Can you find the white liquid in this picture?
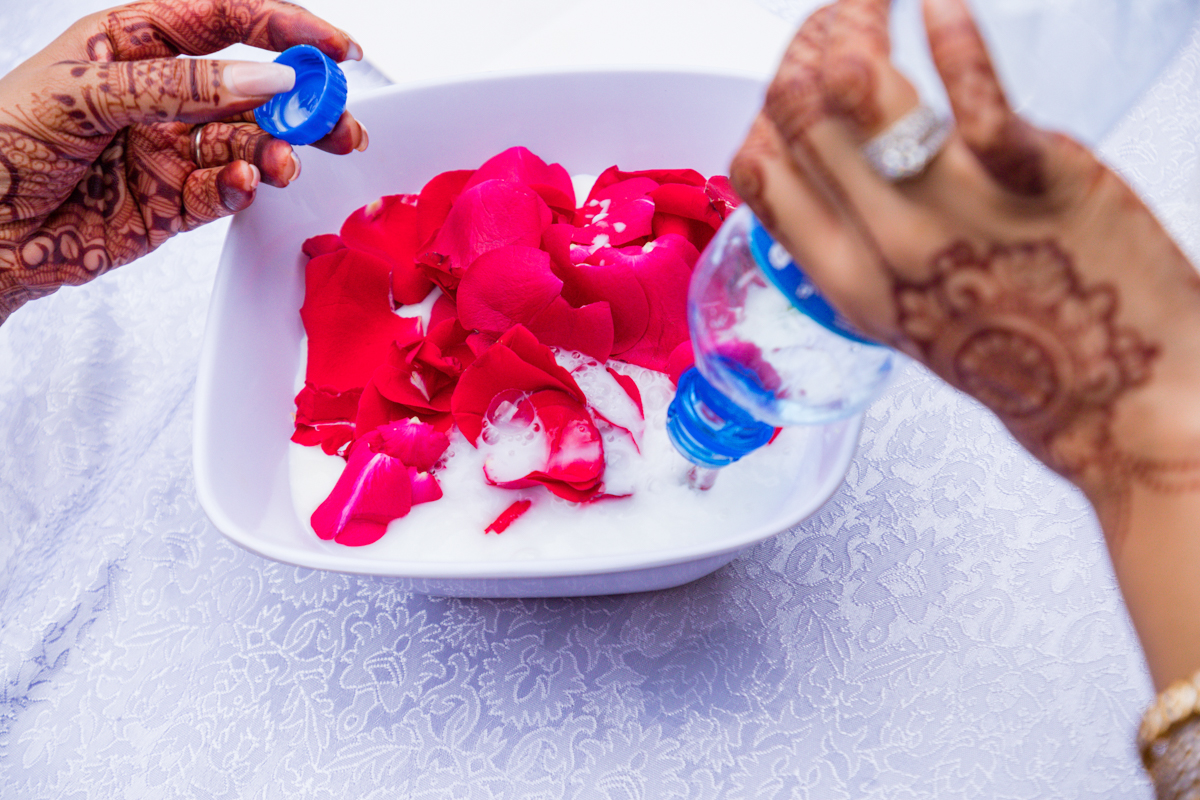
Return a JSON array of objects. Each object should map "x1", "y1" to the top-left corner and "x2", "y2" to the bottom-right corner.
[
  {"x1": 278, "y1": 94, "x2": 309, "y2": 129},
  {"x1": 288, "y1": 340, "x2": 821, "y2": 561}
]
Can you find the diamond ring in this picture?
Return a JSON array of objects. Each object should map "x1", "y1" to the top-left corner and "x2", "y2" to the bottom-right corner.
[{"x1": 862, "y1": 105, "x2": 951, "y2": 182}]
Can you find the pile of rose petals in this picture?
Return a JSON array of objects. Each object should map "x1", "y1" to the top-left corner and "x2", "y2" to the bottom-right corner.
[{"x1": 293, "y1": 147, "x2": 739, "y2": 545}]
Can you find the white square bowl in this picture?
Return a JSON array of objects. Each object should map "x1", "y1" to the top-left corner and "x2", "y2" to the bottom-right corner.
[{"x1": 193, "y1": 69, "x2": 863, "y2": 597}]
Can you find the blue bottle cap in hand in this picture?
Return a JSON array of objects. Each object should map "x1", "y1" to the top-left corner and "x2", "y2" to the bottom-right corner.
[{"x1": 253, "y1": 45, "x2": 348, "y2": 146}]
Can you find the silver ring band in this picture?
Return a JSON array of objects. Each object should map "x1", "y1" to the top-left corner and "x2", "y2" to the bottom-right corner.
[
  {"x1": 191, "y1": 124, "x2": 207, "y2": 165},
  {"x1": 862, "y1": 105, "x2": 951, "y2": 181}
]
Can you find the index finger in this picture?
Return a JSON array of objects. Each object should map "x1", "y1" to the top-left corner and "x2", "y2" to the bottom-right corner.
[{"x1": 73, "y1": 0, "x2": 362, "y2": 64}]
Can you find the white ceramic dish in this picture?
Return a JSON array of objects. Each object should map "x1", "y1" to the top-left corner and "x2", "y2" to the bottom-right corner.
[{"x1": 193, "y1": 69, "x2": 863, "y2": 597}]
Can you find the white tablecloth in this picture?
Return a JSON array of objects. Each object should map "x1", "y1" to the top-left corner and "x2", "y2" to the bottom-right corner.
[{"x1": 5, "y1": 0, "x2": 1199, "y2": 796}]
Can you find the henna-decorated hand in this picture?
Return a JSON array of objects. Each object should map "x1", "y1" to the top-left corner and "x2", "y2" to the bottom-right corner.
[
  {"x1": 0, "y1": 0, "x2": 370, "y2": 321},
  {"x1": 733, "y1": 0, "x2": 1200, "y2": 688}
]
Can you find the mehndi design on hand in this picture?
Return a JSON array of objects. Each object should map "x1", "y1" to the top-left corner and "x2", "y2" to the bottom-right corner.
[{"x1": 0, "y1": 0, "x2": 367, "y2": 322}]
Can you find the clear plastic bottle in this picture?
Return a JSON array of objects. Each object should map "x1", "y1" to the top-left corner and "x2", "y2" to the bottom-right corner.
[{"x1": 667, "y1": 205, "x2": 894, "y2": 479}]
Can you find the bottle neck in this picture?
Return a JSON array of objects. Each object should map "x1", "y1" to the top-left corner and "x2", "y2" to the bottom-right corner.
[{"x1": 666, "y1": 367, "x2": 776, "y2": 469}]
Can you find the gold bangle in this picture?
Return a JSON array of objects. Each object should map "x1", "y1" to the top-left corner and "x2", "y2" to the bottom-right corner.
[{"x1": 1139, "y1": 668, "x2": 1200, "y2": 763}]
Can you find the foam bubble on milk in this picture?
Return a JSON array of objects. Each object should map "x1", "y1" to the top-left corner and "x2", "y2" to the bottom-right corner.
[{"x1": 478, "y1": 391, "x2": 549, "y2": 484}]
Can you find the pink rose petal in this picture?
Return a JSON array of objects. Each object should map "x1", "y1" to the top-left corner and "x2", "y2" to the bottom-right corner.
[
  {"x1": 311, "y1": 439, "x2": 413, "y2": 546},
  {"x1": 374, "y1": 419, "x2": 450, "y2": 471},
  {"x1": 409, "y1": 467, "x2": 443, "y2": 505}
]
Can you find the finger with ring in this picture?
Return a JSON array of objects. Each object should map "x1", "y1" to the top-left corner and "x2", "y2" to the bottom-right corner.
[
  {"x1": 191, "y1": 124, "x2": 207, "y2": 165},
  {"x1": 861, "y1": 104, "x2": 952, "y2": 181}
]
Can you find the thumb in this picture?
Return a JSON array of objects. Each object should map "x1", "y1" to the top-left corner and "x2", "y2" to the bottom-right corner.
[{"x1": 45, "y1": 58, "x2": 295, "y2": 135}]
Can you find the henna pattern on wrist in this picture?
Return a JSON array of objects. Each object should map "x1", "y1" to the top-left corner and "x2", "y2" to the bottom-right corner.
[
  {"x1": 893, "y1": 239, "x2": 1165, "y2": 542},
  {"x1": 0, "y1": 0, "x2": 344, "y2": 322}
]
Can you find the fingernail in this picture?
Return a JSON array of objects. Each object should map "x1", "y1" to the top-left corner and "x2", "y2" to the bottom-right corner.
[
  {"x1": 248, "y1": 163, "x2": 261, "y2": 188},
  {"x1": 341, "y1": 31, "x2": 364, "y2": 61},
  {"x1": 288, "y1": 149, "x2": 302, "y2": 182},
  {"x1": 354, "y1": 121, "x2": 369, "y2": 152},
  {"x1": 224, "y1": 62, "x2": 296, "y2": 97}
]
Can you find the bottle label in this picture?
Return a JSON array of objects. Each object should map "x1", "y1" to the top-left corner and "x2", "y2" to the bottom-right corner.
[{"x1": 747, "y1": 216, "x2": 879, "y2": 346}]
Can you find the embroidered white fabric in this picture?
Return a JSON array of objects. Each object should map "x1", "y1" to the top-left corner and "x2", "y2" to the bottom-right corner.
[{"x1": 6, "y1": 1, "x2": 1200, "y2": 796}]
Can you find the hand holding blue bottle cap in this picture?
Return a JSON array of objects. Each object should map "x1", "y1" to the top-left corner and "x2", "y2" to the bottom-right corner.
[{"x1": 254, "y1": 45, "x2": 348, "y2": 146}]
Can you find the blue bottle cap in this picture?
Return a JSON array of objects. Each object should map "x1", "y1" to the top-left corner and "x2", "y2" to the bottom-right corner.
[
  {"x1": 667, "y1": 367, "x2": 776, "y2": 468},
  {"x1": 253, "y1": 45, "x2": 348, "y2": 146}
]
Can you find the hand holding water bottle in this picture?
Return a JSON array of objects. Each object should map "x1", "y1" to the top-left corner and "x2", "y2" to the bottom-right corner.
[{"x1": 733, "y1": 0, "x2": 1200, "y2": 737}]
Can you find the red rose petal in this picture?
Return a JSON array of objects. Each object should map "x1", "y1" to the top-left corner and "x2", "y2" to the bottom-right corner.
[
  {"x1": 487, "y1": 389, "x2": 605, "y2": 502},
  {"x1": 666, "y1": 341, "x2": 695, "y2": 386},
  {"x1": 576, "y1": 177, "x2": 660, "y2": 221},
  {"x1": 423, "y1": 180, "x2": 552, "y2": 280},
  {"x1": 530, "y1": 389, "x2": 604, "y2": 485},
  {"x1": 416, "y1": 169, "x2": 474, "y2": 248},
  {"x1": 429, "y1": 292, "x2": 458, "y2": 329},
  {"x1": 340, "y1": 194, "x2": 434, "y2": 305},
  {"x1": 419, "y1": 318, "x2": 476, "y2": 377},
  {"x1": 649, "y1": 183, "x2": 723, "y2": 230},
  {"x1": 295, "y1": 384, "x2": 361, "y2": 427},
  {"x1": 464, "y1": 146, "x2": 576, "y2": 217},
  {"x1": 301, "y1": 249, "x2": 426, "y2": 393},
  {"x1": 311, "y1": 440, "x2": 413, "y2": 545},
  {"x1": 291, "y1": 423, "x2": 354, "y2": 456},
  {"x1": 540, "y1": 223, "x2": 576, "y2": 271},
  {"x1": 484, "y1": 499, "x2": 532, "y2": 534},
  {"x1": 589, "y1": 165, "x2": 705, "y2": 198},
  {"x1": 557, "y1": 260, "x2": 650, "y2": 355},
  {"x1": 355, "y1": 380, "x2": 407, "y2": 436},
  {"x1": 526, "y1": 296, "x2": 614, "y2": 362},
  {"x1": 705, "y1": 175, "x2": 740, "y2": 219},
  {"x1": 585, "y1": 235, "x2": 697, "y2": 372},
  {"x1": 607, "y1": 367, "x2": 644, "y2": 418},
  {"x1": 498, "y1": 326, "x2": 584, "y2": 398},
  {"x1": 302, "y1": 233, "x2": 345, "y2": 258},
  {"x1": 457, "y1": 245, "x2": 562, "y2": 334},
  {"x1": 293, "y1": 383, "x2": 362, "y2": 455},
  {"x1": 652, "y1": 212, "x2": 717, "y2": 253},
  {"x1": 573, "y1": 178, "x2": 658, "y2": 247}
]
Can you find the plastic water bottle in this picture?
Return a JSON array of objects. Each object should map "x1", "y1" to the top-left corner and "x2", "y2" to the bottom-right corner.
[{"x1": 666, "y1": 205, "x2": 894, "y2": 486}]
